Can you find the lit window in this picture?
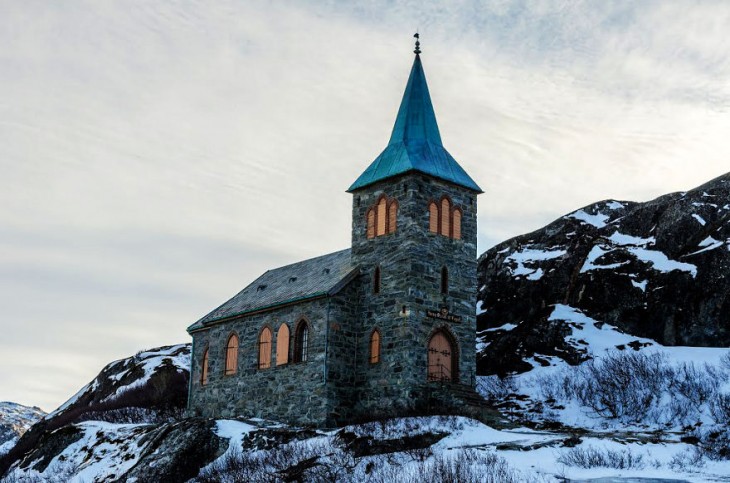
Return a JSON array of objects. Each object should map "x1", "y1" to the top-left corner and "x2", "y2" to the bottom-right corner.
[
  {"x1": 388, "y1": 201, "x2": 398, "y2": 234},
  {"x1": 453, "y1": 209, "x2": 462, "y2": 240},
  {"x1": 258, "y1": 327, "x2": 272, "y2": 369},
  {"x1": 276, "y1": 324, "x2": 290, "y2": 366},
  {"x1": 225, "y1": 334, "x2": 238, "y2": 375},
  {"x1": 367, "y1": 208, "x2": 375, "y2": 239},
  {"x1": 440, "y1": 198, "x2": 451, "y2": 237},
  {"x1": 369, "y1": 330, "x2": 381, "y2": 364},
  {"x1": 201, "y1": 348, "x2": 209, "y2": 385},
  {"x1": 376, "y1": 197, "x2": 387, "y2": 236},
  {"x1": 429, "y1": 202, "x2": 439, "y2": 233}
]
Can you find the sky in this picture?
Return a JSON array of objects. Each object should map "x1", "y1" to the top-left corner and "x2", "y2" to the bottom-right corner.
[{"x1": 1, "y1": 0, "x2": 729, "y2": 411}]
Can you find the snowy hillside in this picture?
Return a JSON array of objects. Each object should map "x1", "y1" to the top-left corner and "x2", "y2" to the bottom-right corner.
[
  {"x1": 477, "y1": 171, "x2": 730, "y2": 376},
  {"x1": 0, "y1": 403, "x2": 45, "y2": 457},
  {"x1": 0, "y1": 344, "x2": 190, "y2": 477}
]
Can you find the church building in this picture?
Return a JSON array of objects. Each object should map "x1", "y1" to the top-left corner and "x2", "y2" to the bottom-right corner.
[{"x1": 187, "y1": 38, "x2": 483, "y2": 427}]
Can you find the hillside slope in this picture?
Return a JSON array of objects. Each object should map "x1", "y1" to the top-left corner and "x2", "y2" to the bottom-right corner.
[
  {"x1": 0, "y1": 403, "x2": 45, "y2": 457},
  {"x1": 477, "y1": 171, "x2": 730, "y2": 375}
]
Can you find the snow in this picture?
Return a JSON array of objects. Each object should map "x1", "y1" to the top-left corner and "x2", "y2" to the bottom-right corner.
[
  {"x1": 692, "y1": 213, "x2": 706, "y2": 225},
  {"x1": 476, "y1": 300, "x2": 486, "y2": 315},
  {"x1": 567, "y1": 209, "x2": 610, "y2": 228},
  {"x1": 608, "y1": 231, "x2": 655, "y2": 247},
  {"x1": 505, "y1": 247, "x2": 566, "y2": 279},
  {"x1": 688, "y1": 235, "x2": 724, "y2": 255},
  {"x1": 581, "y1": 245, "x2": 628, "y2": 272},
  {"x1": 605, "y1": 201, "x2": 624, "y2": 210},
  {"x1": 631, "y1": 279, "x2": 647, "y2": 291},
  {"x1": 627, "y1": 247, "x2": 697, "y2": 277},
  {"x1": 0, "y1": 437, "x2": 17, "y2": 456}
]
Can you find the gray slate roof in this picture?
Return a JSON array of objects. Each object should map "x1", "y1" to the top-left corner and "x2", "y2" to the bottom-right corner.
[{"x1": 187, "y1": 249, "x2": 357, "y2": 332}]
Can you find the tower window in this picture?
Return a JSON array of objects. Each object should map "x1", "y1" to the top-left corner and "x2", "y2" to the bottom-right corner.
[
  {"x1": 453, "y1": 209, "x2": 462, "y2": 240},
  {"x1": 388, "y1": 200, "x2": 398, "y2": 234},
  {"x1": 440, "y1": 198, "x2": 451, "y2": 237},
  {"x1": 428, "y1": 197, "x2": 463, "y2": 240},
  {"x1": 276, "y1": 323, "x2": 290, "y2": 366},
  {"x1": 201, "y1": 348, "x2": 209, "y2": 386},
  {"x1": 366, "y1": 195, "x2": 398, "y2": 238},
  {"x1": 224, "y1": 334, "x2": 239, "y2": 375},
  {"x1": 376, "y1": 197, "x2": 387, "y2": 236},
  {"x1": 373, "y1": 266, "x2": 381, "y2": 294},
  {"x1": 429, "y1": 202, "x2": 439, "y2": 233},
  {"x1": 294, "y1": 320, "x2": 309, "y2": 363},
  {"x1": 369, "y1": 330, "x2": 381, "y2": 364},
  {"x1": 258, "y1": 327, "x2": 272, "y2": 369},
  {"x1": 441, "y1": 266, "x2": 449, "y2": 294},
  {"x1": 367, "y1": 208, "x2": 375, "y2": 239}
]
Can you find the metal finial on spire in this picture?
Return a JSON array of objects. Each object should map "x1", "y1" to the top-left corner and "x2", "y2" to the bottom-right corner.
[{"x1": 413, "y1": 32, "x2": 421, "y2": 55}]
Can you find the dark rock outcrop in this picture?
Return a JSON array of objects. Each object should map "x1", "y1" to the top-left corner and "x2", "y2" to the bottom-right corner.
[{"x1": 477, "y1": 172, "x2": 730, "y2": 375}]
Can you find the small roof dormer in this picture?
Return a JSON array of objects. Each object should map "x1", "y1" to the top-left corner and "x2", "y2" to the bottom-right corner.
[{"x1": 348, "y1": 38, "x2": 482, "y2": 193}]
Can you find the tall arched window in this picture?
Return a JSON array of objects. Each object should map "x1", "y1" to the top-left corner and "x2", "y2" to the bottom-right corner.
[
  {"x1": 453, "y1": 208, "x2": 462, "y2": 240},
  {"x1": 376, "y1": 197, "x2": 387, "y2": 236},
  {"x1": 429, "y1": 202, "x2": 439, "y2": 233},
  {"x1": 201, "y1": 348, "x2": 209, "y2": 386},
  {"x1": 440, "y1": 198, "x2": 451, "y2": 237},
  {"x1": 276, "y1": 323, "x2": 290, "y2": 366},
  {"x1": 388, "y1": 201, "x2": 398, "y2": 234},
  {"x1": 258, "y1": 327, "x2": 272, "y2": 369},
  {"x1": 373, "y1": 266, "x2": 381, "y2": 294},
  {"x1": 225, "y1": 334, "x2": 238, "y2": 375},
  {"x1": 294, "y1": 320, "x2": 309, "y2": 363},
  {"x1": 369, "y1": 330, "x2": 381, "y2": 364},
  {"x1": 366, "y1": 208, "x2": 375, "y2": 239},
  {"x1": 441, "y1": 266, "x2": 449, "y2": 294}
]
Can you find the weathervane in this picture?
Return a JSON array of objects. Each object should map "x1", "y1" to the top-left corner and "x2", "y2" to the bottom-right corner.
[{"x1": 414, "y1": 32, "x2": 421, "y2": 55}]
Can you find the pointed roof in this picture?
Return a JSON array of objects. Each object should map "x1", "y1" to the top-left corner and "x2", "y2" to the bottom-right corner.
[{"x1": 348, "y1": 54, "x2": 482, "y2": 193}]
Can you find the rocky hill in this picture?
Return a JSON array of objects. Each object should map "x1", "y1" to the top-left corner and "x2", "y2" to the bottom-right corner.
[
  {"x1": 0, "y1": 403, "x2": 45, "y2": 457},
  {"x1": 0, "y1": 344, "x2": 190, "y2": 477},
  {"x1": 477, "y1": 171, "x2": 730, "y2": 375}
]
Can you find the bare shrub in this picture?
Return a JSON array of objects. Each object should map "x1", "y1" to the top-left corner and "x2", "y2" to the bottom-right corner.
[
  {"x1": 710, "y1": 393, "x2": 730, "y2": 424},
  {"x1": 671, "y1": 362, "x2": 720, "y2": 408},
  {"x1": 477, "y1": 375, "x2": 518, "y2": 403},
  {"x1": 669, "y1": 447, "x2": 705, "y2": 471},
  {"x1": 195, "y1": 447, "x2": 267, "y2": 483},
  {"x1": 557, "y1": 445, "x2": 645, "y2": 469},
  {"x1": 694, "y1": 426, "x2": 730, "y2": 461},
  {"x1": 573, "y1": 351, "x2": 669, "y2": 420}
]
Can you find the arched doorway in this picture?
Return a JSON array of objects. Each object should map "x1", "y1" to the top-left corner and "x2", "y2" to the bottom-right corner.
[{"x1": 427, "y1": 330, "x2": 457, "y2": 382}]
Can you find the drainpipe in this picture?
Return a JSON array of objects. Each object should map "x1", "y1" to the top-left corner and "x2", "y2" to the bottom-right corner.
[{"x1": 324, "y1": 298, "x2": 331, "y2": 385}]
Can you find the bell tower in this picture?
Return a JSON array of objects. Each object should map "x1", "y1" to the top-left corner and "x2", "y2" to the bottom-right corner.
[{"x1": 346, "y1": 36, "x2": 482, "y2": 418}]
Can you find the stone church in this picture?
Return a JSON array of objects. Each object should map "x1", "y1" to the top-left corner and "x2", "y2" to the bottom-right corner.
[{"x1": 187, "y1": 39, "x2": 483, "y2": 427}]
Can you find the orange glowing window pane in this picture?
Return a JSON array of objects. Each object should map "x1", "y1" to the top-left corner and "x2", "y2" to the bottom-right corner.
[
  {"x1": 440, "y1": 198, "x2": 450, "y2": 237},
  {"x1": 376, "y1": 198, "x2": 387, "y2": 236},
  {"x1": 429, "y1": 202, "x2": 439, "y2": 233},
  {"x1": 276, "y1": 324, "x2": 290, "y2": 366},
  {"x1": 225, "y1": 334, "x2": 238, "y2": 375},
  {"x1": 453, "y1": 209, "x2": 462, "y2": 240},
  {"x1": 388, "y1": 201, "x2": 397, "y2": 234},
  {"x1": 259, "y1": 327, "x2": 272, "y2": 369},
  {"x1": 370, "y1": 330, "x2": 380, "y2": 364},
  {"x1": 367, "y1": 209, "x2": 375, "y2": 239},
  {"x1": 201, "y1": 349, "x2": 209, "y2": 385}
]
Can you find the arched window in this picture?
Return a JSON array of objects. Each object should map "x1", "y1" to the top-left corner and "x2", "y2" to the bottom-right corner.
[
  {"x1": 201, "y1": 348, "x2": 209, "y2": 386},
  {"x1": 258, "y1": 327, "x2": 272, "y2": 369},
  {"x1": 376, "y1": 197, "x2": 387, "y2": 236},
  {"x1": 225, "y1": 334, "x2": 238, "y2": 375},
  {"x1": 440, "y1": 198, "x2": 451, "y2": 237},
  {"x1": 276, "y1": 324, "x2": 290, "y2": 366},
  {"x1": 294, "y1": 320, "x2": 309, "y2": 363},
  {"x1": 441, "y1": 266, "x2": 449, "y2": 294},
  {"x1": 429, "y1": 202, "x2": 439, "y2": 233},
  {"x1": 373, "y1": 266, "x2": 381, "y2": 294},
  {"x1": 366, "y1": 208, "x2": 375, "y2": 239},
  {"x1": 453, "y1": 208, "x2": 462, "y2": 240},
  {"x1": 369, "y1": 330, "x2": 381, "y2": 364},
  {"x1": 388, "y1": 201, "x2": 398, "y2": 234},
  {"x1": 428, "y1": 330, "x2": 458, "y2": 382}
]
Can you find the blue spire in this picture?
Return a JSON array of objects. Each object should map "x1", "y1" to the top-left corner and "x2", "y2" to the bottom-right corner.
[{"x1": 348, "y1": 49, "x2": 482, "y2": 193}]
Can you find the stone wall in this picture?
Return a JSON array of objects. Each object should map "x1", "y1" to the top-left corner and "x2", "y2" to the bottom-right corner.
[
  {"x1": 188, "y1": 298, "x2": 332, "y2": 426},
  {"x1": 348, "y1": 172, "x2": 478, "y2": 418}
]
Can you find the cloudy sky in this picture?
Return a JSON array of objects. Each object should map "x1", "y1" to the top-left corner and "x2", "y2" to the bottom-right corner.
[{"x1": 1, "y1": 1, "x2": 729, "y2": 411}]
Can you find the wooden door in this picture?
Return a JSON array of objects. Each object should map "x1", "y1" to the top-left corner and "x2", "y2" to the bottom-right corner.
[{"x1": 428, "y1": 332, "x2": 453, "y2": 382}]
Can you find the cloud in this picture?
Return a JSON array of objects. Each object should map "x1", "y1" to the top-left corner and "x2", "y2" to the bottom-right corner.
[{"x1": 1, "y1": 0, "x2": 729, "y2": 409}]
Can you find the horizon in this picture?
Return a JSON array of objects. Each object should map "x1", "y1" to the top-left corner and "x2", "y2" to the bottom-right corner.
[{"x1": 2, "y1": 1, "x2": 729, "y2": 411}]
